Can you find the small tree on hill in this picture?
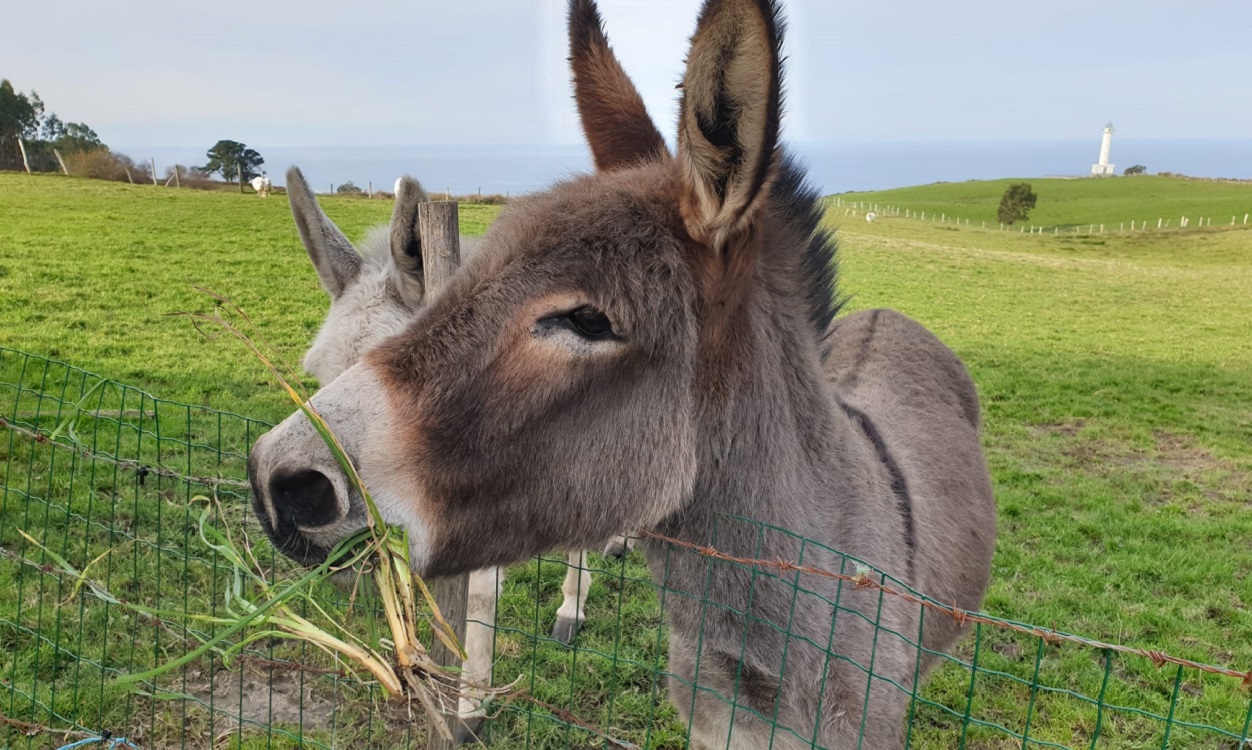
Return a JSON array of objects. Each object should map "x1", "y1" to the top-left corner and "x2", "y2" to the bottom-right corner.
[
  {"x1": 1124, "y1": 164, "x2": 1146, "y2": 176},
  {"x1": 199, "y1": 140, "x2": 265, "y2": 184},
  {"x1": 336, "y1": 181, "x2": 363, "y2": 195},
  {"x1": 997, "y1": 182, "x2": 1038, "y2": 226}
]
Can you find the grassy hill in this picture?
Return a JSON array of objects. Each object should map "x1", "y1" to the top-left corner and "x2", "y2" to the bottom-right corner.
[
  {"x1": 0, "y1": 173, "x2": 501, "y2": 421},
  {"x1": 836, "y1": 175, "x2": 1252, "y2": 229}
]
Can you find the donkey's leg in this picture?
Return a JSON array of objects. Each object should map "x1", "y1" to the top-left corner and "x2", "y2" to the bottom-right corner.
[
  {"x1": 454, "y1": 566, "x2": 502, "y2": 744},
  {"x1": 551, "y1": 551, "x2": 591, "y2": 644}
]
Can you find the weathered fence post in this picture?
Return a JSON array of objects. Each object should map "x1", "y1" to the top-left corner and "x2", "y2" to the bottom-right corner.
[
  {"x1": 53, "y1": 149, "x2": 69, "y2": 175},
  {"x1": 16, "y1": 138, "x2": 31, "y2": 174},
  {"x1": 150, "y1": 158, "x2": 158, "y2": 186},
  {"x1": 173, "y1": 165, "x2": 181, "y2": 189},
  {"x1": 420, "y1": 201, "x2": 470, "y2": 750}
]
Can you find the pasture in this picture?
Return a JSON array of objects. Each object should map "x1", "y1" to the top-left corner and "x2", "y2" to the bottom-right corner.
[
  {"x1": 1, "y1": 172, "x2": 1250, "y2": 748},
  {"x1": 837, "y1": 175, "x2": 1252, "y2": 229}
]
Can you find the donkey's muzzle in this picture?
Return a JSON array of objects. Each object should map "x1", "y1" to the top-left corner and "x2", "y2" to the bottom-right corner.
[
  {"x1": 246, "y1": 362, "x2": 412, "y2": 570},
  {"x1": 247, "y1": 412, "x2": 355, "y2": 567}
]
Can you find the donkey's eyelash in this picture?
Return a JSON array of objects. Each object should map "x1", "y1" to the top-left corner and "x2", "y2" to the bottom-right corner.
[{"x1": 534, "y1": 306, "x2": 619, "y2": 342}]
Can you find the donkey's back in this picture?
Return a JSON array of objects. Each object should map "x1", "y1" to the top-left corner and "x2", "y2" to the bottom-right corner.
[{"x1": 826, "y1": 308, "x2": 996, "y2": 657}]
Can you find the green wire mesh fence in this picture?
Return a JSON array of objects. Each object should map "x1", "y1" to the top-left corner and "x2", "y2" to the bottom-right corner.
[{"x1": 1, "y1": 346, "x2": 1249, "y2": 749}]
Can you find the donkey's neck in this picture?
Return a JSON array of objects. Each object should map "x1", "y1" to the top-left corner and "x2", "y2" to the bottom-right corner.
[{"x1": 658, "y1": 285, "x2": 866, "y2": 559}]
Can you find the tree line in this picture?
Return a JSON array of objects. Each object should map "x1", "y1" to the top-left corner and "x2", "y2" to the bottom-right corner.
[
  {"x1": 2, "y1": 77, "x2": 266, "y2": 188},
  {"x1": 0, "y1": 79, "x2": 104, "y2": 172}
]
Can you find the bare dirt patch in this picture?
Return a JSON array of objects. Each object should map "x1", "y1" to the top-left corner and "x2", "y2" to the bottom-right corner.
[
  {"x1": 186, "y1": 663, "x2": 336, "y2": 730},
  {"x1": 1034, "y1": 424, "x2": 1251, "y2": 506}
]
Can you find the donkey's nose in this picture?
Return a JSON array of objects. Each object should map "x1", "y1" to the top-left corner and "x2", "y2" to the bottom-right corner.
[{"x1": 269, "y1": 467, "x2": 341, "y2": 529}]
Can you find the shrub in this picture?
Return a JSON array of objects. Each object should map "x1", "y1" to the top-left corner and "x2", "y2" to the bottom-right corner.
[
  {"x1": 997, "y1": 182, "x2": 1038, "y2": 226},
  {"x1": 63, "y1": 149, "x2": 151, "y2": 183}
]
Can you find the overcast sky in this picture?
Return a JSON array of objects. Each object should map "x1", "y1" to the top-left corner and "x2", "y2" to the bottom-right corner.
[{"x1": 5, "y1": 0, "x2": 1251, "y2": 151}]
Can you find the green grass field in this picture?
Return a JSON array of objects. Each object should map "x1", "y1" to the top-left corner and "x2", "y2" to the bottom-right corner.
[
  {"x1": 837, "y1": 175, "x2": 1252, "y2": 230},
  {"x1": 1, "y1": 172, "x2": 1250, "y2": 749}
]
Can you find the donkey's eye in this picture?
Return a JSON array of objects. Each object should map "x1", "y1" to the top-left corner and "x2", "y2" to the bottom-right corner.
[{"x1": 565, "y1": 307, "x2": 615, "y2": 339}]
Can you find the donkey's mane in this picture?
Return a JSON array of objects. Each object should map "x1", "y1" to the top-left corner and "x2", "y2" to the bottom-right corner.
[
  {"x1": 355, "y1": 226, "x2": 395, "y2": 269},
  {"x1": 772, "y1": 151, "x2": 844, "y2": 350}
]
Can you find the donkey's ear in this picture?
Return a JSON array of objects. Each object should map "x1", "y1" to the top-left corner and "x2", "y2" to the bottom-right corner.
[
  {"x1": 389, "y1": 176, "x2": 429, "y2": 281},
  {"x1": 677, "y1": 0, "x2": 782, "y2": 249},
  {"x1": 569, "y1": 0, "x2": 668, "y2": 171},
  {"x1": 287, "y1": 167, "x2": 361, "y2": 298}
]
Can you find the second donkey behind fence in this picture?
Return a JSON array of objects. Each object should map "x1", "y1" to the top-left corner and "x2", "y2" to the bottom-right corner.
[{"x1": 282, "y1": 166, "x2": 624, "y2": 737}]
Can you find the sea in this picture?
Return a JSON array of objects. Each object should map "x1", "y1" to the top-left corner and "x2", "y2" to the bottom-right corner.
[{"x1": 123, "y1": 139, "x2": 1252, "y2": 197}]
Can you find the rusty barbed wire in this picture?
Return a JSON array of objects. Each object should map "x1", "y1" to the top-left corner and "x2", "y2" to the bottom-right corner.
[{"x1": 642, "y1": 531, "x2": 1252, "y2": 690}]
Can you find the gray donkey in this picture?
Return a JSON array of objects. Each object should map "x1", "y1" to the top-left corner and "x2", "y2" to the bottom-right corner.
[
  {"x1": 249, "y1": 0, "x2": 997, "y2": 747},
  {"x1": 282, "y1": 166, "x2": 615, "y2": 736}
]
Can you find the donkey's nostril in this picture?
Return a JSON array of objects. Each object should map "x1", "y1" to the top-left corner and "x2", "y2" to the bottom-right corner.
[{"x1": 268, "y1": 468, "x2": 341, "y2": 529}]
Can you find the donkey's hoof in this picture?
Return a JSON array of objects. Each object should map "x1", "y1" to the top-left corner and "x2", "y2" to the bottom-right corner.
[
  {"x1": 551, "y1": 617, "x2": 582, "y2": 644},
  {"x1": 453, "y1": 714, "x2": 486, "y2": 745}
]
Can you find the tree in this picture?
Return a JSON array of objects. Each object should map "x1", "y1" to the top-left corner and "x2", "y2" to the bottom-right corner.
[
  {"x1": 1124, "y1": 164, "x2": 1147, "y2": 176},
  {"x1": 199, "y1": 140, "x2": 265, "y2": 183},
  {"x1": 0, "y1": 79, "x2": 45, "y2": 168},
  {"x1": 41, "y1": 114, "x2": 104, "y2": 154},
  {"x1": 997, "y1": 182, "x2": 1038, "y2": 226},
  {"x1": 336, "y1": 181, "x2": 363, "y2": 194}
]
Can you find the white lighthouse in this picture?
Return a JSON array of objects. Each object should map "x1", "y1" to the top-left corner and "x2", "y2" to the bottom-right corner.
[{"x1": 1091, "y1": 122, "x2": 1116, "y2": 176}]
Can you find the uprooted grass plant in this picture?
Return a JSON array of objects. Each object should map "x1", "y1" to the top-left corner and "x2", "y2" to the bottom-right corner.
[
  {"x1": 13, "y1": 289, "x2": 508, "y2": 744},
  {"x1": 172, "y1": 290, "x2": 507, "y2": 739}
]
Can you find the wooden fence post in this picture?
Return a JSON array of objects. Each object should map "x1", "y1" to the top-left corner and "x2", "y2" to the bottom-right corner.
[
  {"x1": 53, "y1": 149, "x2": 69, "y2": 175},
  {"x1": 420, "y1": 201, "x2": 470, "y2": 750},
  {"x1": 16, "y1": 138, "x2": 31, "y2": 174},
  {"x1": 150, "y1": 158, "x2": 158, "y2": 186},
  {"x1": 173, "y1": 165, "x2": 181, "y2": 188}
]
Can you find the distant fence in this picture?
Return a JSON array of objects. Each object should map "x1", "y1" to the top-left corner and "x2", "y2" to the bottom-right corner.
[
  {"x1": 2, "y1": 346, "x2": 1251, "y2": 749},
  {"x1": 831, "y1": 197, "x2": 1252, "y2": 235}
]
